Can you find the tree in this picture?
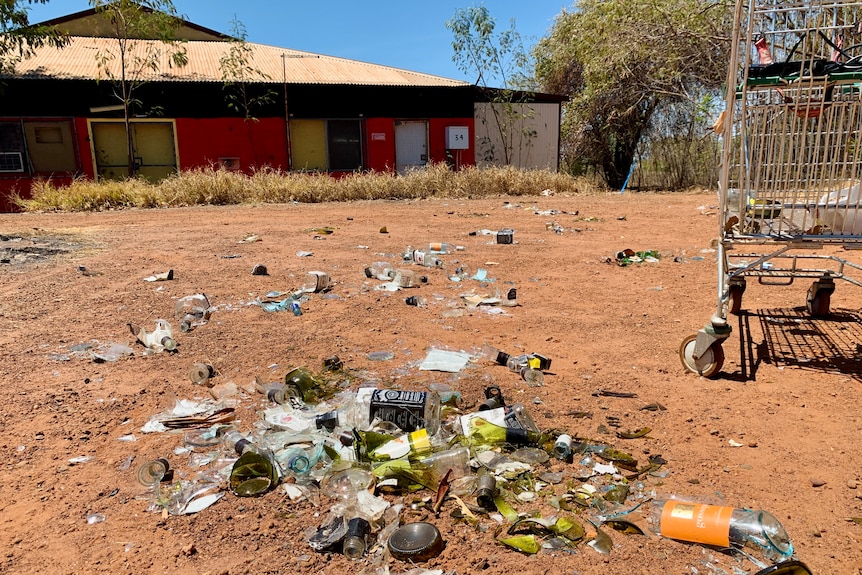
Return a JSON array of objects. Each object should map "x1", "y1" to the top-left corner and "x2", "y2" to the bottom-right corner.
[
  {"x1": 1, "y1": 0, "x2": 67, "y2": 74},
  {"x1": 219, "y1": 18, "x2": 275, "y2": 122},
  {"x1": 534, "y1": 0, "x2": 732, "y2": 188},
  {"x1": 446, "y1": 6, "x2": 536, "y2": 166},
  {"x1": 92, "y1": 0, "x2": 187, "y2": 177}
]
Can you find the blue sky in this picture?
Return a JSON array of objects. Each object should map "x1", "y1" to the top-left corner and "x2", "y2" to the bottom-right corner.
[{"x1": 24, "y1": 1, "x2": 571, "y2": 84}]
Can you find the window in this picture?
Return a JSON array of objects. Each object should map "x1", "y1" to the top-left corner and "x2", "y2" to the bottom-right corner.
[
  {"x1": 0, "y1": 122, "x2": 26, "y2": 173},
  {"x1": 327, "y1": 120, "x2": 362, "y2": 171}
]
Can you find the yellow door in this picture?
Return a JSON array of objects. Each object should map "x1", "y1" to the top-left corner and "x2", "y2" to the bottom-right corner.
[
  {"x1": 132, "y1": 123, "x2": 177, "y2": 181},
  {"x1": 290, "y1": 119, "x2": 327, "y2": 171},
  {"x1": 90, "y1": 121, "x2": 177, "y2": 181}
]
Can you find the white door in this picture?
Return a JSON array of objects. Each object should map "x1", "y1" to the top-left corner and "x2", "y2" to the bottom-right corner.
[{"x1": 395, "y1": 120, "x2": 428, "y2": 173}]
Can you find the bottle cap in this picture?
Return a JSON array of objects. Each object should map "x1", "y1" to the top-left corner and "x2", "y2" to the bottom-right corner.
[{"x1": 387, "y1": 522, "x2": 444, "y2": 561}]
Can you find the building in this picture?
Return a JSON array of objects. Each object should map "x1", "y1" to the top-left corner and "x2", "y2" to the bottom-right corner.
[{"x1": 0, "y1": 7, "x2": 562, "y2": 212}]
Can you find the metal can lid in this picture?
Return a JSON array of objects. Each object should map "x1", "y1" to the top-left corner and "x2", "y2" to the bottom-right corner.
[{"x1": 387, "y1": 522, "x2": 444, "y2": 561}]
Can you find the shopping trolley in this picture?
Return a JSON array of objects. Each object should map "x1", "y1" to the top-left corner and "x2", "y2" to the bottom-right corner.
[{"x1": 680, "y1": 0, "x2": 862, "y2": 377}]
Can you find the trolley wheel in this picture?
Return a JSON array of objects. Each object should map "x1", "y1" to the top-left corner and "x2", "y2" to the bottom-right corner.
[
  {"x1": 679, "y1": 334, "x2": 725, "y2": 378},
  {"x1": 807, "y1": 289, "x2": 831, "y2": 318},
  {"x1": 728, "y1": 284, "x2": 744, "y2": 315}
]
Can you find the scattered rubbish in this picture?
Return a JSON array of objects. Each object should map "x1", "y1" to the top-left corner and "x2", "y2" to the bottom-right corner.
[
  {"x1": 175, "y1": 293, "x2": 212, "y2": 332},
  {"x1": 141, "y1": 399, "x2": 235, "y2": 433},
  {"x1": 426, "y1": 242, "x2": 463, "y2": 254},
  {"x1": 302, "y1": 271, "x2": 331, "y2": 293},
  {"x1": 379, "y1": 226, "x2": 388, "y2": 234},
  {"x1": 462, "y1": 287, "x2": 517, "y2": 308},
  {"x1": 91, "y1": 342, "x2": 134, "y2": 362},
  {"x1": 78, "y1": 265, "x2": 102, "y2": 277},
  {"x1": 594, "y1": 390, "x2": 638, "y2": 398},
  {"x1": 143, "y1": 270, "x2": 173, "y2": 282},
  {"x1": 342, "y1": 517, "x2": 372, "y2": 559},
  {"x1": 238, "y1": 234, "x2": 260, "y2": 243},
  {"x1": 405, "y1": 295, "x2": 426, "y2": 307},
  {"x1": 403, "y1": 246, "x2": 443, "y2": 268},
  {"x1": 136, "y1": 458, "x2": 172, "y2": 487},
  {"x1": 188, "y1": 363, "x2": 215, "y2": 386},
  {"x1": 256, "y1": 293, "x2": 301, "y2": 313},
  {"x1": 367, "y1": 350, "x2": 395, "y2": 361},
  {"x1": 296, "y1": 251, "x2": 313, "y2": 257},
  {"x1": 305, "y1": 226, "x2": 336, "y2": 235},
  {"x1": 469, "y1": 229, "x2": 514, "y2": 244},
  {"x1": 650, "y1": 498, "x2": 794, "y2": 562},
  {"x1": 614, "y1": 248, "x2": 661, "y2": 266},
  {"x1": 86, "y1": 513, "x2": 106, "y2": 525},
  {"x1": 419, "y1": 348, "x2": 471, "y2": 372},
  {"x1": 388, "y1": 522, "x2": 444, "y2": 561},
  {"x1": 251, "y1": 264, "x2": 268, "y2": 276},
  {"x1": 128, "y1": 320, "x2": 177, "y2": 353}
]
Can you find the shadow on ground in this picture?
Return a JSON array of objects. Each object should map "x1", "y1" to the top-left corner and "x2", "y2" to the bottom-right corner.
[{"x1": 730, "y1": 306, "x2": 862, "y2": 381}]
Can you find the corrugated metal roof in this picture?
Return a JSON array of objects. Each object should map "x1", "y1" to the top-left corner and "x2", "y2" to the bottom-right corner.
[{"x1": 5, "y1": 36, "x2": 469, "y2": 87}]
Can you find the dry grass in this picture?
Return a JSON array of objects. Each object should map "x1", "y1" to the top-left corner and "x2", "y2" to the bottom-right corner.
[{"x1": 15, "y1": 164, "x2": 603, "y2": 212}]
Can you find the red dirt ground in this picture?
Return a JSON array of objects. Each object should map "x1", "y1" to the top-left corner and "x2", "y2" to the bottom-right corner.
[{"x1": 0, "y1": 192, "x2": 860, "y2": 575}]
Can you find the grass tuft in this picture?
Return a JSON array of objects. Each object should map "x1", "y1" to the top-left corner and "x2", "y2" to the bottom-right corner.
[{"x1": 15, "y1": 164, "x2": 604, "y2": 212}]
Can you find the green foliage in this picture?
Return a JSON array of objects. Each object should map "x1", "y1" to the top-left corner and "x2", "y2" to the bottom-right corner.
[
  {"x1": 16, "y1": 164, "x2": 601, "y2": 212},
  {"x1": 0, "y1": 0, "x2": 68, "y2": 73},
  {"x1": 534, "y1": 0, "x2": 732, "y2": 189},
  {"x1": 219, "y1": 18, "x2": 276, "y2": 121},
  {"x1": 446, "y1": 6, "x2": 537, "y2": 166}
]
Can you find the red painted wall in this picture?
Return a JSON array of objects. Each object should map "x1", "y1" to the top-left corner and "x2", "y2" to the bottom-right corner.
[
  {"x1": 365, "y1": 118, "x2": 396, "y2": 172},
  {"x1": 176, "y1": 117, "x2": 289, "y2": 172},
  {"x1": 1, "y1": 115, "x2": 476, "y2": 212}
]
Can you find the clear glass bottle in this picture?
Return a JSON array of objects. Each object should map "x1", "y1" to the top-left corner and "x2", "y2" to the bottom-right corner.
[
  {"x1": 405, "y1": 295, "x2": 426, "y2": 307},
  {"x1": 342, "y1": 517, "x2": 372, "y2": 559},
  {"x1": 650, "y1": 499, "x2": 794, "y2": 562},
  {"x1": 133, "y1": 320, "x2": 177, "y2": 352},
  {"x1": 519, "y1": 365, "x2": 544, "y2": 386},
  {"x1": 256, "y1": 378, "x2": 290, "y2": 404},
  {"x1": 499, "y1": 287, "x2": 518, "y2": 306},
  {"x1": 418, "y1": 446, "x2": 470, "y2": 481},
  {"x1": 136, "y1": 458, "x2": 170, "y2": 487},
  {"x1": 410, "y1": 249, "x2": 443, "y2": 268},
  {"x1": 175, "y1": 294, "x2": 211, "y2": 332},
  {"x1": 479, "y1": 344, "x2": 510, "y2": 366},
  {"x1": 506, "y1": 354, "x2": 544, "y2": 384},
  {"x1": 365, "y1": 262, "x2": 394, "y2": 280},
  {"x1": 427, "y1": 242, "x2": 462, "y2": 254},
  {"x1": 188, "y1": 362, "x2": 214, "y2": 385},
  {"x1": 392, "y1": 268, "x2": 418, "y2": 288},
  {"x1": 302, "y1": 271, "x2": 330, "y2": 293}
]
